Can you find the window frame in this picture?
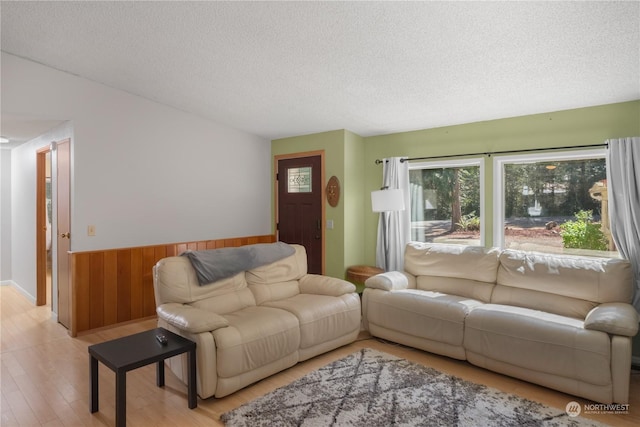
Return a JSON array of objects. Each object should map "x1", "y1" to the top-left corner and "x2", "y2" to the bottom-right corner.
[
  {"x1": 409, "y1": 157, "x2": 485, "y2": 246},
  {"x1": 492, "y1": 148, "x2": 607, "y2": 250}
]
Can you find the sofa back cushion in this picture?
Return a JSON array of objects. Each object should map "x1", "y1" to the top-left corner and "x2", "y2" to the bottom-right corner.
[
  {"x1": 246, "y1": 244, "x2": 306, "y2": 304},
  {"x1": 153, "y1": 256, "x2": 256, "y2": 314},
  {"x1": 495, "y1": 250, "x2": 633, "y2": 319},
  {"x1": 404, "y1": 243, "x2": 500, "y2": 302},
  {"x1": 416, "y1": 276, "x2": 495, "y2": 303}
]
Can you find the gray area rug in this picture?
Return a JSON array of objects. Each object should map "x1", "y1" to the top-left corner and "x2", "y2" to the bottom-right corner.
[{"x1": 221, "y1": 348, "x2": 608, "y2": 426}]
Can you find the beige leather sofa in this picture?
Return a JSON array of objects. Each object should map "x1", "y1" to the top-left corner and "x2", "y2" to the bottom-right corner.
[
  {"x1": 153, "y1": 244, "x2": 361, "y2": 399},
  {"x1": 362, "y1": 242, "x2": 638, "y2": 404}
]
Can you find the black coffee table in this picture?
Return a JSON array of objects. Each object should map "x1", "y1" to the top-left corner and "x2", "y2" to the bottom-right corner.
[{"x1": 89, "y1": 327, "x2": 196, "y2": 427}]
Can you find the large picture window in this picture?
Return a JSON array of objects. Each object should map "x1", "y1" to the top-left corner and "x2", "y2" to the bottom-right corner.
[
  {"x1": 409, "y1": 159, "x2": 484, "y2": 246},
  {"x1": 493, "y1": 149, "x2": 617, "y2": 257}
]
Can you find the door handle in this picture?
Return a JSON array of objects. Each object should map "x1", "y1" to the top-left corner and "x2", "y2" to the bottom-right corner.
[{"x1": 60, "y1": 232, "x2": 70, "y2": 238}]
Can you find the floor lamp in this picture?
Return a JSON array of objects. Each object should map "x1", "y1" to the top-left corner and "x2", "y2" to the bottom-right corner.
[{"x1": 371, "y1": 188, "x2": 406, "y2": 271}]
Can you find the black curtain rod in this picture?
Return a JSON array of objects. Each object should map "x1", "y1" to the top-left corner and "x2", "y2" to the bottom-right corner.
[{"x1": 374, "y1": 143, "x2": 608, "y2": 164}]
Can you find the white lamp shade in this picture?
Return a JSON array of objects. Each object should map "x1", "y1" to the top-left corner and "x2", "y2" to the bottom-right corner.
[{"x1": 371, "y1": 189, "x2": 405, "y2": 212}]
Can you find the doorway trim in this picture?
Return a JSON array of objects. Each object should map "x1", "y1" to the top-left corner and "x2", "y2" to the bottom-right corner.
[
  {"x1": 274, "y1": 150, "x2": 325, "y2": 274},
  {"x1": 36, "y1": 145, "x2": 51, "y2": 306}
]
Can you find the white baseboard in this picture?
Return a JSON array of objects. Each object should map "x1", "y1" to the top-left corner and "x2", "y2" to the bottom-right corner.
[{"x1": 0, "y1": 280, "x2": 36, "y2": 304}]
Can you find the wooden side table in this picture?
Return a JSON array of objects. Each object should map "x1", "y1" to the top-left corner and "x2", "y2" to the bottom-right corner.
[
  {"x1": 89, "y1": 327, "x2": 196, "y2": 427},
  {"x1": 346, "y1": 265, "x2": 384, "y2": 294}
]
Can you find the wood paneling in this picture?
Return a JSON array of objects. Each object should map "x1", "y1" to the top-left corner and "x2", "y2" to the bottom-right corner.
[{"x1": 69, "y1": 234, "x2": 275, "y2": 336}]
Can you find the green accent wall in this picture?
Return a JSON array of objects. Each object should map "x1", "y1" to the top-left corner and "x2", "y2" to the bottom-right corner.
[{"x1": 343, "y1": 130, "x2": 366, "y2": 270}]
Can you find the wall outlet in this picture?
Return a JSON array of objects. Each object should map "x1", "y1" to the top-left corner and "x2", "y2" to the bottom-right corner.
[
  {"x1": 87, "y1": 225, "x2": 96, "y2": 236},
  {"x1": 326, "y1": 219, "x2": 334, "y2": 230}
]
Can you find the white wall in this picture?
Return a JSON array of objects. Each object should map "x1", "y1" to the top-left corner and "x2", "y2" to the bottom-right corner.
[{"x1": 2, "y1": 52, "x2": 272, "y2": 300}]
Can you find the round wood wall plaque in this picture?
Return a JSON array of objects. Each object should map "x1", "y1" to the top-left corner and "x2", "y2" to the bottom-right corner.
[{"x1": 326, "y1": 176, "x2": 340, "y2": 207}]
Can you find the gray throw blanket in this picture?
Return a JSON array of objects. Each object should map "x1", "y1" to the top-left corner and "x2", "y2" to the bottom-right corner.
[{"x1": 181, "y1": 242, "x2": 296, "y2": 285}]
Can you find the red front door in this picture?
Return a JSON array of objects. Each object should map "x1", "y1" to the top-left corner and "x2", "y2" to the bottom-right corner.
[{"x1": 277, "y1": 156, "x2": 323, "y2": 274}]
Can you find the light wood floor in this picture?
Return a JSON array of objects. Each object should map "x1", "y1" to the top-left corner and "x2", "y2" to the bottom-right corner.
[{"x1": 1, "y1": 285, "x2": 639, "y2": 427}]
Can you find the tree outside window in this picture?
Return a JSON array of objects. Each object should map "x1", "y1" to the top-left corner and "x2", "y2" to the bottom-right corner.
[{"x1": 409, "y1": 159, "x2": 483, "y2": 246}]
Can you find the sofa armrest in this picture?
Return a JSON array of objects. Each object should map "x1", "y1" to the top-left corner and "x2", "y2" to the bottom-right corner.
[
  {"x1": 299, "y1": 274, "x2": 356, "y2": 296},
  {"x1": 365, "y1": 271, "x2": 412, "y2": 291},
  {"x1": 584, "y1": 303, "x2": 639, "y2": 337},
  {"x1": 157, "y1": 303, "x2": 229, "y2": 334}
]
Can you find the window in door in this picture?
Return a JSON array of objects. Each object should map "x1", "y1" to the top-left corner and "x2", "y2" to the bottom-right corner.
[{"x1": 287, "y1": 167, "x2": 312, "y2": 193}]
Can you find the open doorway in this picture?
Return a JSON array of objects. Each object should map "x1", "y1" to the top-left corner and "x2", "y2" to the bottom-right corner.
[
  {"x1": 36, "y1": 146, "x2": 52, "y2": 306},
  {"x1": 36, "y1": 139, "x2": 71, "y2": 328}
]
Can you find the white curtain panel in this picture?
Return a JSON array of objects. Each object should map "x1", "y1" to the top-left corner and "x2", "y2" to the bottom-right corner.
[
  {"x1": 376, "y1": 157, "x2": 410, "y2": 271},
  {"x1": 411, "y1": 182, "x2": 425, "y2": 242},
  {"x1": 606, "y1": 136, "x2": 640, "y2": 313}
]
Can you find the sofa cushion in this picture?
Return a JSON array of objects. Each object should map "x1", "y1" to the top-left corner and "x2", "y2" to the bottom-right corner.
[
  {"x1": 497, "y1": 250, "x2": 633, "y2": 309},
  {"x1": 416, "y1": 276, "x2": 494, "y2": 303},
  {"x1": 584, "y1": 303, "x2": 640, "y2": 337},
  {"x1": 157, "y1": 303, "x2": 229, "y2": 333},
  {"x1": 249, "y1": 280, "x2": 300, "y2": 305},
  {"x1": 365, "y1": 271, "x2": 410, "y2": 291},
  {"x1": 299, "y1": 274, "x2": 356, "y2": 296},
  {"x1": 365, "y1": 288, "x2": 484, "y2": 347},
  {"x1": 213, "y1": 306, "x2": 300, "y2": 379},
  {"x1": 404, "y1": 242, "x2": 501, "y2": 284},
  {"x1": 264, "y1": 293, "x2": 361, "y2": 349},
  {"x1": 246, "y1": 244, "x2": 308, "y2": 286},
  {"x1": 464, "y1": 304, "x2": 611, "y2": 386},
  {"x1": 154, "y1": 257, "x2": 255, "y2": 309},
  {"x1": 246, "y1": 245, "x2": 309, "y2": 304},
  {"x1": 490, "y1": 285, "x2": 597, "y2": 320},
  {"x1": 191, "y1": 287, "x2": 257, "y2": 315}
]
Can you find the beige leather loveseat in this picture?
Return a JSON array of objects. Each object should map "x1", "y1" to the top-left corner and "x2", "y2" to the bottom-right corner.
[
  {"x1": 362, "y1": 242, "x2": 638, "y2": 404},
  {"x1": 153, "y1": 243, "x2": 361, "y2": 399}
]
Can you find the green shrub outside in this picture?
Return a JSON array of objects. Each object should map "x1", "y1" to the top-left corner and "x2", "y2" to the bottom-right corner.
[
  {"x1": 560, "y1": 210, "x2": 608, "y2": 251},
  {"x1": 456, "y1": 211, "x2": 481, "y2": 231}
]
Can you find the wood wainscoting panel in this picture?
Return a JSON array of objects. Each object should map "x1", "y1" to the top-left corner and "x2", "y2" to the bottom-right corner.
[{"x1": 69, "y1": 234, "x2": 276, "y2": 336}]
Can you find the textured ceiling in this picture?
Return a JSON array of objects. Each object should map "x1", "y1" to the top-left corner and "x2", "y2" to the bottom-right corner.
[{"x1": 1, "y1": 1, "x2": 639, "y2": 143}]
